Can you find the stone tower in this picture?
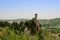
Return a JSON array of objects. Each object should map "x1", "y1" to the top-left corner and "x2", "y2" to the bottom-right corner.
[
  {"x1": 34, "y1": 13, "x2": 41, "y2": 31},
  {"x1": 24, "y1": 14, "x2": 41, "y2": 35}
]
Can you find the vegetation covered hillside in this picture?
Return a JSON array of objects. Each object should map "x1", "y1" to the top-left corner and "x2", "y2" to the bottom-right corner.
[
  {"x1": 0, "y1": 14, "x2": 44, "y2": 40},
  {"x1": 40, "y1": 18, "x2": 60, "y2": 27},
  {"x1": 0, "y1": 18, "x2": 60, "y2": 40}
]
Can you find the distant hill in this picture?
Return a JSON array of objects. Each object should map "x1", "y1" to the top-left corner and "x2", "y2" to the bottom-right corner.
[
  {"x1": 0, "y1": 18, "x2": 60, "y2": 26},
  {"x1": 40, "y1": 18, "x2": 60, "y2": 27},
  {"x1": 0, "y1": 19, "x2": 29, "y2": 23}
]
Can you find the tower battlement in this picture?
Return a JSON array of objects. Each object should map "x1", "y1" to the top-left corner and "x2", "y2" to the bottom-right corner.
[{"x1": 35, "y1": 14, "x2": 37, "y2": 19}]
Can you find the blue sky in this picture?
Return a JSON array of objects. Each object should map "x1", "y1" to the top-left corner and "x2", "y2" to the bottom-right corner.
[{"x1": 0, "y1": 0, "x2": 60, "y2": 19}]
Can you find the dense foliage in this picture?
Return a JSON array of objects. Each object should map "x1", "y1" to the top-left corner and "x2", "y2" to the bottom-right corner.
[
  {"x1": 0, "y1": 20, "x2": 44, "y2": 40},
  {"x1": 0, "y1": 18, "x2": 60, "y2": 40}
]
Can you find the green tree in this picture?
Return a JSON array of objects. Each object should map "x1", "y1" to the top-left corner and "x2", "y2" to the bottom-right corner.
[
  {"x1": 19, "y1": 21, "x2": 26, "y2": 32},
  {"x1": 11, "y1": 22, "x2": 19, "y2": 30}
]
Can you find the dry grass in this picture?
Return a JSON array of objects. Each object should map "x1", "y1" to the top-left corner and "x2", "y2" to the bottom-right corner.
[{"x1": 0, "y1": 32, "x2": 2, "y2": 37}]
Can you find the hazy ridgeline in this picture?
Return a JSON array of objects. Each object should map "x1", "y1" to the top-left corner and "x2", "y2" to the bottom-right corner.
[{"x1": 0, "y1": 18, "x2": 60, "y2": 40}]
